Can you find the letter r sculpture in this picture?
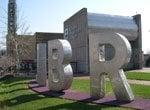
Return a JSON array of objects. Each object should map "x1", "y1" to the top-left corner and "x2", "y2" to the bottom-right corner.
[{"x1": 89, "y1": 32, "x2": 134, "y2": 101}]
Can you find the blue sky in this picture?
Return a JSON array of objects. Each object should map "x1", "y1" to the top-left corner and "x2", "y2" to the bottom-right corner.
[{"x1": 0, "y1": 0, "x2": 150, "y2": 53}]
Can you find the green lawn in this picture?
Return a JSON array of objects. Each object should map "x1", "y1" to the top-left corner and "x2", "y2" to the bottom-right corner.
[
  {"x1": 71, "y1": 78, "x2": 113, "y2": 96},
  {"x1": 126, "y1": 72, "x2": 150, "y2": 81},
  {"x1": 72, "y1": 79, "x2": 150, "y2": 99},
  {"x1": 1, "y1": 75, "x2": 150, "y2": 110}
]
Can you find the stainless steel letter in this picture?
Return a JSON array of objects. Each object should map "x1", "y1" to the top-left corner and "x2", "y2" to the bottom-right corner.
[
  {"x1": 48, "y1": 39, "x2": 73, "y2": 91},
  {"x1": 89, "y1": 32, "x2": 134, "y2": 101},
  {"x1": 36, "y1": 43, "x2": 47, "y2": 86}
]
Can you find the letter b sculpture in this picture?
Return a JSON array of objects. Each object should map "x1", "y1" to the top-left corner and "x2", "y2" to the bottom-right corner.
[
  {"x1": 89, "y1": 32, "x2": 134, "y2": 101},
  {"x1": 48, "y1": 39, "x2": 73, "y2": 91}
]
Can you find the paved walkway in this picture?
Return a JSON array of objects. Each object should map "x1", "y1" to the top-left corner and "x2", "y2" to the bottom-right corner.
[
  {"x1": 75, "y1": 76, "x2": 150, "y2": 86},
  {"x1": 128, "y1": 79, "x2": 150, "y2": 86},
  {"x1": 128, "y1": 67, "x2": 150, "y2": 73}
]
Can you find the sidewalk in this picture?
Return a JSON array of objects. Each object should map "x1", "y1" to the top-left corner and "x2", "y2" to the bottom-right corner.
[
  {"x1": 128, "y1": 67, "x2": 150, "y2": 73},
  {"x1": 128, "y1": 79, "x2": 150, "y2": 86}
]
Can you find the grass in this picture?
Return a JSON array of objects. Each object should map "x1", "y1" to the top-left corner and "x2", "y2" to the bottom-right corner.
[
  {"x1": 126, "y1": 72, "x2": 150, "y2": 81},
  {"x1": 72, "y1": 79, "x2": 150, "y2": 99},
  {"x1": 0, "y1": 76, "x2": 133, "y2": 110},
  {"x1": 71, "y1": 78, "x2": 113, "y2": 96}
]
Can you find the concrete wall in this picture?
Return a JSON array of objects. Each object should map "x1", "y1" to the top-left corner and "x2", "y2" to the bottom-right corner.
[
  {"x1": 35, "y1": 32, "x2": 63, "y2": 44},
  {"x1": 132, "y1": 14, "x2": 143, "y2": 69},
  {"x1": 64, "y1": 8, "x2": 89, "y2": 73}
]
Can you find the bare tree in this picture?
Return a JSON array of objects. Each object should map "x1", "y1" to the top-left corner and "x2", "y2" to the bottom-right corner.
[
  {"x1": 0, "y1": 0, "x2": 34, "y2": 76},
  {"x1": 0, "y1": 56, "x2": 16, "y2": 76}
]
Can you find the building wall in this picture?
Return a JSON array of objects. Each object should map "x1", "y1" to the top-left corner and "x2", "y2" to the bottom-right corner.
[
  {"x1": 35, "y1": 32, "x2": 63, "y2": 44},
  {"x1": 64, "y1": 8, "x2": 89, "y2": 73},
  {"x1": 132, "y1": 14, "x2": 143, "y2": 69}
]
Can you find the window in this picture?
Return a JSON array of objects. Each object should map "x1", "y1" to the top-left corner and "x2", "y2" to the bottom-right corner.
[{"x1": 64, "y1": 28, "x2": 69, "y2": 39}]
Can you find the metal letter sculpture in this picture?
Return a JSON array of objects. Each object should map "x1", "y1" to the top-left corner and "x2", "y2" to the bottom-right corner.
[
  {"x1": 48, "y1": 39, "x2": 73, "y2": 91},
  {"x1": 36, "y1": 43, "x2": 47, "y2": 86},
  {"x1": 89, "y1": 32, "x2": 134, "y2": 101}
]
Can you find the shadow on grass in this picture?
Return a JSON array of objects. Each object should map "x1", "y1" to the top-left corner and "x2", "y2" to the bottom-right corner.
[
  {"x1": 0, "y1": 75, "x2": 32, "y2": 84},
  {"x1": 0, "y1": 100, "x2": 5, "y2": 109},
  {"x1": 39, "y1": 101, "x2": 112, "y2": 110},
  {"x1": 4, "y1": 93, "x2": 46, "y2": 107},
  {"x1": 0, "y1": 75, "x2": 14, "y2": 81},
  {"x1": 7, "y1": 82, "x2": 28, "y2": 87},
  {"x1": 0, "y1": 88, "x2": 28, "y2": 95}
]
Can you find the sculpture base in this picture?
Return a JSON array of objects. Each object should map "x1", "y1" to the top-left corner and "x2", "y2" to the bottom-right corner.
[{"x1": 28, "y1": 80, "x2": 150, "y2": 110}]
